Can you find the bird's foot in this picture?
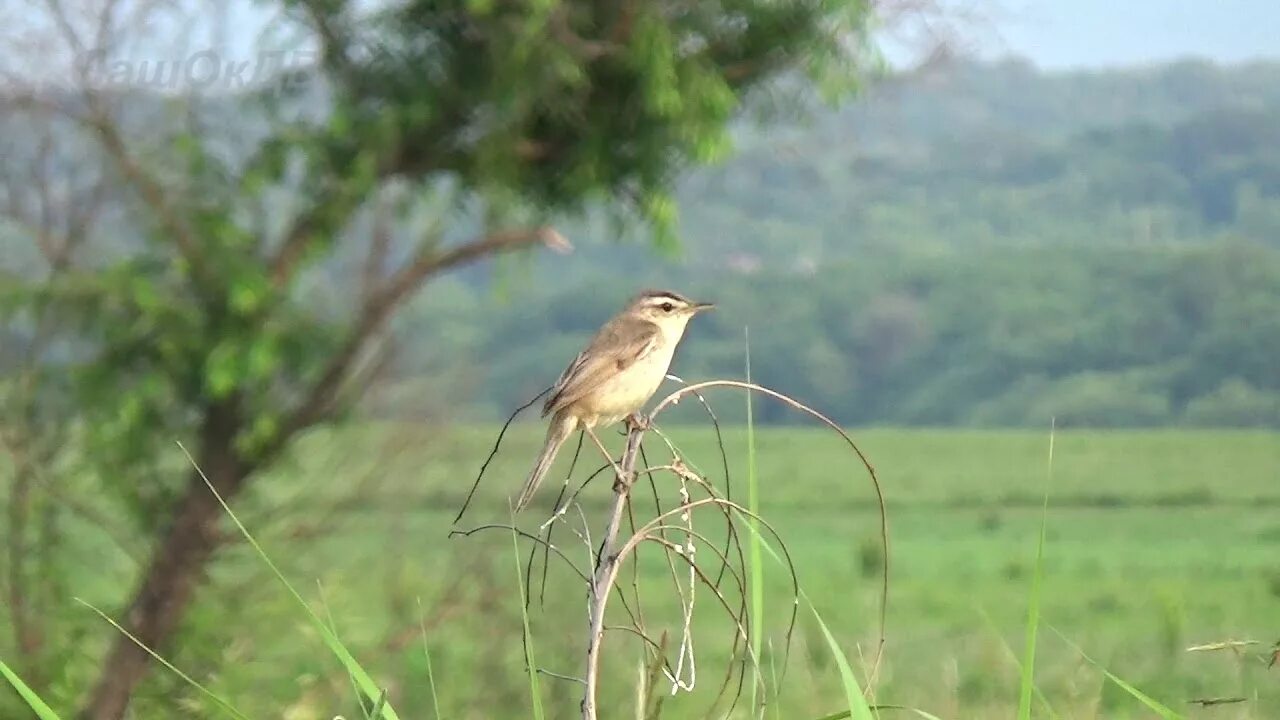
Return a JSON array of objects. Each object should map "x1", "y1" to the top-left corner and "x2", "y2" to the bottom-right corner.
[
  {"x1": 624, "y1": 412, "x2": 651, "y2": 433},
  {"x1": 611, "y1": 472, "x2": 635, "y2": 495}
]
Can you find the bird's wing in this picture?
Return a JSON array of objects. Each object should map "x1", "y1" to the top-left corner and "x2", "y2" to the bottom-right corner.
[{"x1": 542, "y1": 316, "x2": 661, "y2": 417}]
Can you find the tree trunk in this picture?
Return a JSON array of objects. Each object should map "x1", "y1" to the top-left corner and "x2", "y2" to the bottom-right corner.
[
  {"x1": 7, "y1": 449, "x2": 43, "y2": 686},
  {"x1": 79, "y1": 400, "x2": 248, "y2": 720}
]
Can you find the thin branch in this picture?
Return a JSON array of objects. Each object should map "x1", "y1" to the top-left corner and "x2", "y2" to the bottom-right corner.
[
  {"x1": 456, "y1": 385, "x2": 552, "y2": 526},
  {"x1": 277, "y1": 228, "x2": 571, "y2": 449},
  {"x1": 651, "y1": 380, "x2": 890, "y2": 674},
  {"x1": 448, "y1": 525, "x2": 590, "y2": 584}
]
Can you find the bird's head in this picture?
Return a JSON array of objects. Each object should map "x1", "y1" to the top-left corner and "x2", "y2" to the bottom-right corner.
[{"x1": 627, "y1": 289, "x2": 715, "y2": 333}]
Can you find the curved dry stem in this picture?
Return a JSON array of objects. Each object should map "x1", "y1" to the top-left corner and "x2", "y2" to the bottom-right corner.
[
  {"x1": 604, "y1": 624, "x2": 680, "y2": 678},
  {"x1": 479, "y1": 381, "x2": 888, "y2": 719},
  {"x1": 655, "y1": 377, "x2": 738, "y2": 588},
  {"x1": 641, "y1": 524, "x2": 753, "y2": 714},
  {"x1": 652, "y1": 380, "x2": 890, "y2": 672},
  {"x1": 594, "y1": 495, "x2": 797, "y2": 717},
  {"x1": 448, "y1": 524, "x2": 589, "y2": 584},
  {"x1": 642, "y1": 427, "x2": 744, "y2": 600},
  {"x1": 614, "y1": 523, "x2": 759, "y2": 716},
  {"x1": 641, "y1": 465, "x2": 801, "y2": 689},
  {"x1": 454, "y1": 385, "x2": 551, "y2": 525},
  {"x1": 531, "y1": 430, "x2": 587, "y2": 609},
  {"x1": 639, "y1": 459, "x2": 750, "y2": 596}
]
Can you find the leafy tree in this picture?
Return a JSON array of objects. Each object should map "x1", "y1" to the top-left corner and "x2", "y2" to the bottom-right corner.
[{"x1": 0, "y1": 0, "x2": 876, "y2": 716}]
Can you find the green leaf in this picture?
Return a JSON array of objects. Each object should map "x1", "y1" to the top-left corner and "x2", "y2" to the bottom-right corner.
[
  {"x1": 204, "y1": 341, "x2": 242, "y2": 398},
  {"x1": 246, "y1": 336, "x2": 282, "y2": 380},
  {"x1": 229, "y1": 275, "x2": 268, "y2": 315},
  {"x1": 236, "y1": 413, "x2": 281, "y2": 458},
  {"x1": 129, "y1": 276, "x2": 161, "y2": 313},
  {"x1": 0, "y1": 657, "x2": 61, "y2": 720}
]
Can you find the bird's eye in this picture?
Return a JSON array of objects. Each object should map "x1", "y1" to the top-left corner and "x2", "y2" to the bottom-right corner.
[{"x1": 660, "y1": 302, "x2": 674, "y2": 312}]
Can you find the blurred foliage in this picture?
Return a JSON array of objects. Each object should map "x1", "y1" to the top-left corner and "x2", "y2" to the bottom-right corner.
[
  {"x1": 374, "y1": 59, "x2": 1280, "y2": 428},
  {"x1": 408, "y1": 242, "x2": 1280, "y2": 428},
  {"x1": 0, "y1": 0, "x2": 879, "y2": 715}
]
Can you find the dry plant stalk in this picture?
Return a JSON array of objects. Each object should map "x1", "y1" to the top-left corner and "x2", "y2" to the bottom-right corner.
[
  {"x1": 455, "y1": 378, "x2": 888, "y2": 720},
  {"x1": 581, "y1": 422, "x2": 646, "y2": 719}
]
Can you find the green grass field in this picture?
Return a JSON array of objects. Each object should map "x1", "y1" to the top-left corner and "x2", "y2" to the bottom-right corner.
[{"x1": 25, "y1": 425, "x2": 1280, "y2": 719}]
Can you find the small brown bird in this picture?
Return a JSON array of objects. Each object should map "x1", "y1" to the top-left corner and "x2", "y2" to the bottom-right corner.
[{"x1": 514, "y1": 289, "x2": 714, "y2": 512}]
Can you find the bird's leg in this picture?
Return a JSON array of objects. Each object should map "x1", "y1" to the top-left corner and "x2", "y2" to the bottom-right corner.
[
  {"x1": 584, "y1": 425, "x2": 631, "y2": 493},
  {"x1": 624, "y1": 412, "x2": 651, "y2": 432},
  {"x1": 583, "y1": 425, "x2": 627, "y2": 481}
]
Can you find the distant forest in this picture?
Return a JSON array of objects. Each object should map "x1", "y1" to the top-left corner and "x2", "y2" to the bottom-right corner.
[
  {"x1": 390, "y1": 59, "x2": 1280, "y2": 428},
  {"x1": 5, "y1": 59, "x2": 1280, "y2": 427}
]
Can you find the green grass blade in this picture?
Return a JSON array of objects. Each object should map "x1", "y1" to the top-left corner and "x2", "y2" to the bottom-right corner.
[
  {"x1": 744, "y1": 327, "x2": 766, "y2": 715},
  {"x1": 975, "y1": 608, "x2": 1058, "y2": 720},
  {"x1": 807, "y1": 603, "x2": 877, "y2": 720},
  {"x1": 734, "y1": 509, "x2": 876, "y2": 720},
  {"x1": 369, "y1": 689, "x2": 388, "y2": 720},
  {"x1": 510, "y1": 520, "x2": 545, "y2": 720},
  {"x1": 1051, "y1": 627, "x2": 1185, "y2": 719},
  {"x1": 316, "y1": 581, "x2": 372, "y2": 719},
  {"x1": 0, "y1": 657, "x2": 61, "y2": 720},
  {"x1": 75, "y1": 599, "x2": 251, "y2": 720},
  {"x1": 417, "y1": 598, "x2": 443, "y2": 719},
  {"x1": 1018, "y1": 420, "x2": 1055, "y2": 720},
  {"x1": 176, "y1": 442, "x2": 398, "y2": 720},
  {"x1": 768, "y1": 638, "x2": 781, "y2": 720},
  {"x1": 813, "y1": 705, "x2": 944, "y2": 720}
]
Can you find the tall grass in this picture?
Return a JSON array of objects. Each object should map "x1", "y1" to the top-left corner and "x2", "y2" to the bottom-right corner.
[
  {"x1": 3, "y1": 425, "x2": 1230, "y2": 719},
  {"x1": 179, "y1": 442, "x2": 400, "y2": 720},
  {"x1": 742, "y1": 525, "x2": 879, "y2": 720},
  {"x1": 417, "y1": 598, "x2": 444, "y2": 719},
  {"x1": 1052, "y1": 628, "x2": 1185, "y2": 720},
  {"x1": 745, "y1": 329, "x2": 766, "y2": 715},
  {"x1": 510, "y1": 520, "x2": 546, "y2": 720},
  {"x1": 75, "y1": 598, "x2": 252, "y2": 720},
  {"x1": 1016, "y1": 420, "x2": 1055, "y2": 720},
  {"x1": 0, "y1": 658, "x2": 60, "y2": 720}
]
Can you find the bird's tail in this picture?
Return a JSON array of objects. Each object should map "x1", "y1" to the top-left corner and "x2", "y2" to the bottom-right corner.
[{"x1": 514, "y1": 412, "x2": 576, "y2": 513}]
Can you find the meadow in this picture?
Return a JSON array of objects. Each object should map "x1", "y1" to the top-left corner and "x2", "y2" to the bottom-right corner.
[{"x1": 38, "y1": 424, "x2": 1280, "y2": 719}]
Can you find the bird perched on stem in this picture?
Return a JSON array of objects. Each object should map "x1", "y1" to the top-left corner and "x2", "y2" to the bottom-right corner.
[{"x1": 514, "y1": 289, "x2": 714, "y2": 512}]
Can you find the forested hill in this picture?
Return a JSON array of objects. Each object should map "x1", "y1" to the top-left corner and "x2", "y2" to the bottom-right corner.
[
  {"x1": 389, "y1": 60, "x2": 1280, "y2": 428},
  {"x1": 4, "y1": 60, "x2": 1279, "y2": 427},
  {"x1": 669, "y1": 58, "x2": 1280, "y2": 266}
]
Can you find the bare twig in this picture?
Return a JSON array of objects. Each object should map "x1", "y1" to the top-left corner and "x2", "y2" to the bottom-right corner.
[
  {"x1": 454, "y1": 385, "x2": 552, "y2": 526},
  {"x1": 459, "y1": 377, "x2": 885, "y2": 719},
  {"x1": 651, "y1": 380, "x2": 890, "y2": 673},
  {"x1": 581, "y1": 425, "x2": 644, "y2": 719},
  {"x1": 276, "y1": 228, "x2": 571, "y2": 450}
]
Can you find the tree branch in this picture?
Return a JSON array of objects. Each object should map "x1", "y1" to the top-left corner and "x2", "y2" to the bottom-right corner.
[{"x1": 273, "y1": 226, "x2": 572, "y2": 443}]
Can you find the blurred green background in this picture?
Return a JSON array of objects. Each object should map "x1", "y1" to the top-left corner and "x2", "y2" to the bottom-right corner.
[{"x1": 1, "y1": 1, "x2": 1278, "y2": 718}]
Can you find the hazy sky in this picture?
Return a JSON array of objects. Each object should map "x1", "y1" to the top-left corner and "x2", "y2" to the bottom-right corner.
[
  {"x1": 176, "y1": 0, "x2": 1280, "y2": 72},
  {"x1": 980, "y1": 0, "x2": 1278, "y2": 68},
  {"x1": 4, "y1": 0, "x2": 1274, "y2": 91}
]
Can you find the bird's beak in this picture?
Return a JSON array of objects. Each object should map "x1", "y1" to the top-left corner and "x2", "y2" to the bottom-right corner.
[{"x1": 692, "y1": 302, "x2": 716, "y2": 313}]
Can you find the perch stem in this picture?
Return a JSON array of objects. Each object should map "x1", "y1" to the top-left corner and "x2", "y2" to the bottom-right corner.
[{"x1": 582, "y1": 423, "x2": 644, "y2": 720}]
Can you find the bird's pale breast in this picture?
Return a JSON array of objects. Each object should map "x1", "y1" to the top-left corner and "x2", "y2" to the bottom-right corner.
[{"x1": 572, "y1": 338, "x2": 676, "y2": 426}]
